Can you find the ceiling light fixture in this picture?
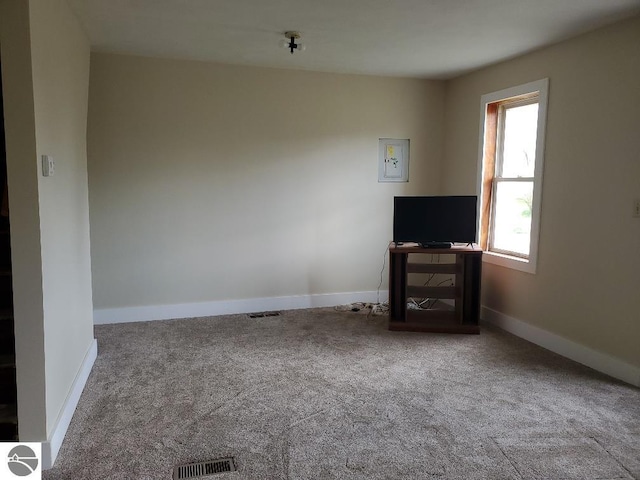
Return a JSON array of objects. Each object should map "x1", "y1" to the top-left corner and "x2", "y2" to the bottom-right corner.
[{"x1": 279, "y1": 31, "x2": 306, "y2": 54}]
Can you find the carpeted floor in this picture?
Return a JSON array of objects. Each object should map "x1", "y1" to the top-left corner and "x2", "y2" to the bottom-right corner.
[{"x1": 44, "y1": 308, "x2": 640, "y2": 480}]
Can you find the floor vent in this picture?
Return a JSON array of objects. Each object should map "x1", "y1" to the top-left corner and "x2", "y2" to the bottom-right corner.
[
  {"x1": 173, "y1": 457, "x2": 236, "y2": 479},
  {"x1": 248, "y1": 311, "x2": 281, "y2": 318}
]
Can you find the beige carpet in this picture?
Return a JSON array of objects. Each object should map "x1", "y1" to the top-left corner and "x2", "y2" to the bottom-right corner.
[{"x1": 44, "y1": 308, "x2": 639, "y2": 479}]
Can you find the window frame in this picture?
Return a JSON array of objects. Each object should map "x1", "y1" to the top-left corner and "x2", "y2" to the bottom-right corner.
[{"x1": 476, "y1": 79, "x2": 549, "y2": 274}]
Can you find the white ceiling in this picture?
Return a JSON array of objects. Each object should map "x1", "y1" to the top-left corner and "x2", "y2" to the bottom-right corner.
[{"x1": 67, "y1": 0, "x2": 640, "y2": 79}]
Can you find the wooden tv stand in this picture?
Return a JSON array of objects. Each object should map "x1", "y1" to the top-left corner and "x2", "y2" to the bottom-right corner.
[{"x1": 388, "y1": 242, "x2": 482, "y2": 334}]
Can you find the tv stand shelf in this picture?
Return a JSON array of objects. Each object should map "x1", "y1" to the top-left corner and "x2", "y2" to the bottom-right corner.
[{"x1": 388, "y1": 242, "x2": 482, "y2": 334}]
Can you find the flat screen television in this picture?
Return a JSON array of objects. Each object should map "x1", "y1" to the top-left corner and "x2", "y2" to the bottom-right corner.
[{"x1": 393, "y1": 195, "x2": 478, "y2": 246}]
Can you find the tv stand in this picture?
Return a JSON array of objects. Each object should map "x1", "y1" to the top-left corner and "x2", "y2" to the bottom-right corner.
[{"x1": 388, "y1": 242, "x2": 482, "y2": 334}]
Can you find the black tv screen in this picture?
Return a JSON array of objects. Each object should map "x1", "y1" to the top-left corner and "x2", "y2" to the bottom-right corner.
[{"x1": 393, "y1": 196, "x2": 477, "y2": 245}]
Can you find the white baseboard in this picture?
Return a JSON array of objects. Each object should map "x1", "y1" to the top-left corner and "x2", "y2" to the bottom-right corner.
[
  {"x1": 94, "y1": 290, "x2": 389, "y2": 325},
  {"x1": 42, "y1": 339, "x2": 98, "y2": 469},
  {"x1": 482, "y1": 306, "x2": 640, "y2": 387}
]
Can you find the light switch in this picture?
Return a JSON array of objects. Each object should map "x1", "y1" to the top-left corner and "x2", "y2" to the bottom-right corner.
[{"x1": 42, "y1": 155, "x2": 55, "y2": 177}]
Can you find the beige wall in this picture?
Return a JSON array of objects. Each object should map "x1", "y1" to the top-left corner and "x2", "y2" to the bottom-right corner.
[
  {"x1": 0, "y1": 0, "x2": 47, "y2": 441},
  {"x1": 0, "y1": 0, "x2": 94, "y2": 440},
  {"x1": 29, "y1": 0, "x2": 94, "y2": 437},
  {"x1": 88, "y1": 54, "x2": 445, "y2": 309},
  {"x1": 443, "y1": 15, "x2": 640, "y2": 367}
]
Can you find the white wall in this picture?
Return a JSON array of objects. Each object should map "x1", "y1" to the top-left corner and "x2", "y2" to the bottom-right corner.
[
  {"x1": 443, "y1": 15, "x2": 640, "y2": 368},
  {"x1": 0, "y1": 0, "x2": 95, "y2": 444},
  {"x1": 88, "y1": 54, "x2": 445, "y2": 311}
]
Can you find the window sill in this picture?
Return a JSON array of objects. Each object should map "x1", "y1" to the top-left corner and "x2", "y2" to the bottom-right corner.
[{"x1": 482, "y1": 250, "x2": 537, "y2": 274}]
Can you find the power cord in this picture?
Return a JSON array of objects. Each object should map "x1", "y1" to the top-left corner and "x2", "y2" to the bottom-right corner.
[
  {"x1": 334, "y1": 302, "x2": 389, "y2": 317},
  {"x1": 376, "y1": 244, "x2": 389, "y2": 305},
  {"x1": 334, "y1": 243, "x2": 391, "y2": 318}
]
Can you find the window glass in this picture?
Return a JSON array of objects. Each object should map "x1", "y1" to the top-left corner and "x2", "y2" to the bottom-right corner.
[
  {"x1": 491, "y1": 181, "x2": 534, "y2": 256},
  {"x1": 500, "y1": 103, "x2": 538, "y2": 178}
]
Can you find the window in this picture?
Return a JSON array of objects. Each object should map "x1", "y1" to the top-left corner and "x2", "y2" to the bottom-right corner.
[{"x1": 477, "y1": 79, "x2": 549, "y2": 274}]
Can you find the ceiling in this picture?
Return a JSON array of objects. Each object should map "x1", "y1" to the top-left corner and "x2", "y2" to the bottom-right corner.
[{"x1": 67, "y1": 0, "x2": 640, "y2": 79}]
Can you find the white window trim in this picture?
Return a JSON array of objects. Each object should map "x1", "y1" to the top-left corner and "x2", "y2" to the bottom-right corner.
[{"x1": 476, "y1": 78, "x2": 549, "y2": 274}]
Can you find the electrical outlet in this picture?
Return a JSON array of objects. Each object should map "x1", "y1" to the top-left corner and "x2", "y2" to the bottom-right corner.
[{"x1": 634, "y1": 199, "x2": 640, "y2": 218}]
